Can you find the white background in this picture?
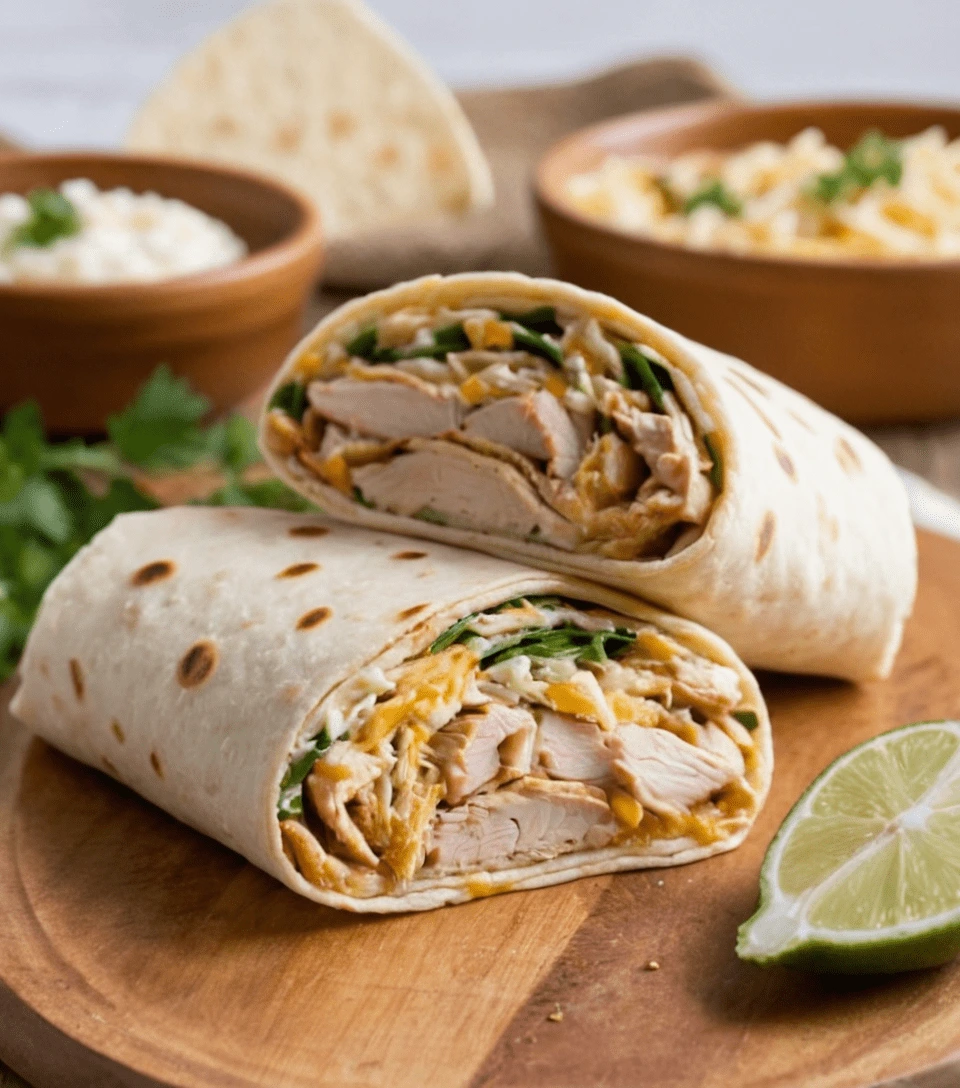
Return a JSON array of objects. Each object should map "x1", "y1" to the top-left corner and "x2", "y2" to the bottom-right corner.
[{"x1": 0, "y1": 0, "x2": 957, "y2": 149}]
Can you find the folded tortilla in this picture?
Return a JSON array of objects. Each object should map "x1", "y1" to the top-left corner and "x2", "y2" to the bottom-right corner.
[
  {"x1": 259, "y1": 272, "x2": 917, "y2": 682},
  {"x1": 11, "y1": 506, "x2": 770, "y2": 913}
]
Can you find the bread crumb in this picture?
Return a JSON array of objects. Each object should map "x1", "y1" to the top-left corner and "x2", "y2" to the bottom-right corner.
[
  {"x1": 547, "y1": 1003, "x2": 564, "y2": 1022},
  {"x1": 656, "y1": 879, "x2": 665, "y2": 887},
  {"x1": 645, "y1": 960, "x2": 660, "y2": 971}
]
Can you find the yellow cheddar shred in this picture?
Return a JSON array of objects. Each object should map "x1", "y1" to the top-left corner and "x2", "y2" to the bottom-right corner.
[
  {"x1": 607, "y1": 691, "x2": 661, "y2": 727},
  {"x1": 317, "y1": 453, "x2": 353, "y2": 495},
  {"x1": 610, "y1": 788, "x2": 644, "y2": 830},
  {"x1": 459, "y1": 374, "x2": 488, "y2": 405},
  {"x1": 356, "y1": 645, "x2": 478, "y2": 750},
  {"x1": 544, "y1": 372, "x2": 569, "y2": 399}
]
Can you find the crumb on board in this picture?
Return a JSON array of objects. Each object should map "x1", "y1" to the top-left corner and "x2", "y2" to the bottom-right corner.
[
  {"x1": 645, "y1": 960, "x2": 661, "y2": 971},
  {"x1": 547, "y1": 1003, "x2": 564, "y2": 1022},
  {"x1": 656, "y1": 879, "x2": 665, "y2": 887}
]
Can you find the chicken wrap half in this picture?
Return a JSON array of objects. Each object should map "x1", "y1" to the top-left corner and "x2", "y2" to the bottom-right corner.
[
  {"x1": 260, "y1": 272, "x2": 916, "y2": 682},
  {"x1": 11, "y1": 507, "x2": 771, "y2": 913}
]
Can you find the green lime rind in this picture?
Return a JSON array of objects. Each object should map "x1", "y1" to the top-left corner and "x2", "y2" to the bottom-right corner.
[{"x1": 737, "y1": 719, "x2": 960, "y2": 975}]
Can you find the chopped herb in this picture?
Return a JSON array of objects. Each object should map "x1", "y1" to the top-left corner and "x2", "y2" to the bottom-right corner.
[
  {"x1": 278, "y1": 727, "x2": 332, "y2": 819},
  {"x1": 8, "y1": 188, "x2": 81, "y2": 249},
  {"x1": 353, "y1": 486, "x2": 375, "y2": 508},
  {"x1": 0, "y1": 367, "x2": 313, "y2": 682},
  {"x1": 345, "y1": 326, "x2": 379, "y2": 358},
  {"x1": 619, "y1": 344, "x2": 668, "y2": 411},
  {"x1": 430, "y1": 595, "x2": 568, "y2": 654},
  {"x1": 510, "y1": 325, "x2": 564, "y2": 368},
  {"x1": 683, "y1": 180, "x2": 742, "y2": 217},
  {"x1": 108, "y1": 365, "x2": 212, "y2": 469},
  {"x1": 811, "y1": 130, "x2": 902, "y2": 204},
  {"x1": 481, "y1": 624, "x2": 636, "y2": 668},
  {"x1": 346, "y1": 322, "x2": 470, "y2": 364},
  {"x1": 268, "y1": 381, "x2": 308, "y2": 422},
  {"x1": 413, "y1": 506, "x2": 448, "y2": 525},
  {"x1": 653, "y1": 176, "x2": 681, "y2": 213},
  {"x1": 500, "y1": 306, "x2": 564, "y2": 336},
  {"x1": 733, "y1": 710, "x2": 759, "y2": 731},
  {"x1": 430, "y1": 612, "x2": 479, "y2": 654},
  {"x1": 704, "y1": 433, "x2": 723, "y2": 491},
  {"x1": 598, "y1": 414, "x2": 613, "y2": 435}
]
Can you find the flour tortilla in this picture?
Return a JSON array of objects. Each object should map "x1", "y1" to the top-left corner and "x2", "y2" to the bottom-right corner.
[
  {"x1": 10, "y1": 506, "x2": 770, "y2": 913},
  {"x1": 126, "y1": 0, "x2": 493, "y2": 240},
  {"x1": 260, "y1": 272, "x2": 917, "y2": 682}
]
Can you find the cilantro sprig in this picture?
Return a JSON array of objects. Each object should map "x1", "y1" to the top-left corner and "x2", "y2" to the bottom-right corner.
[
  {"x1": 683, "y1": 180, "x2": 742, "y2": 217},
  {"x1": 810, "y1": 130, "x2": 903, "y2": 205},
  {"x1": 0, "y1": 366, "x2": 312, "y2": 681},
  {"x1": 7, "y1": 188, "x2": 81, "y2": 250}
]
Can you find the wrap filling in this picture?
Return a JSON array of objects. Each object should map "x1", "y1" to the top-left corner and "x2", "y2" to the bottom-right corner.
[
  {"x1": 278, "y1": 594, "x2": 762, "y2": 899},
  {"x1": 264, "y1": 303, "x2": 721, "y2": 560}
]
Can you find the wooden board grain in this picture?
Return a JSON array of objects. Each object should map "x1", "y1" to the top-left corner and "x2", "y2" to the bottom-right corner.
[{"x1": 1, "y1": 531, "x2": 959, "y2": 1088}]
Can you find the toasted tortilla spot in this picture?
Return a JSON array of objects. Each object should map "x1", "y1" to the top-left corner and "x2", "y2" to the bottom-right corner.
[
  {"x1": 727, "y1": 376, "x2": 782, "y2": 439},
  {"x1": 111, "y1": 720, "x2": 125, "y2": 744},
  {"x1": 327, "y1": 109, "x2": 356, "y2": 140},
  {"x1": 177, "y1": 641, "x2": 218, "y2": 688},
  {"x1": 756, "y1": 512, "x2": 776, "y2": 561},
  {"x1": 788, "y1": 408, "x2": 816, "y2": 434},
  {"x1": 288, "y1": 525, "x2": 330, "y2": 538},
  {"x1": 774, "y1": 445, "x2": 797, "y2": 482},
  {"x1": 282, "y1": 683, "x2": 304, "y2": 704},
  {"x1": 131, "y1": 559, "x2": 176, "y2": 587},
  {"x1": 102, "y1": 757, "x2": 118, "y2": 777},
  {"x1": 69, "y1": 659, "x2": 84, "y2": 701},
  {"x1": 297, "y1": 607, "x2": 332, "y2": 630},
  {"x1": 392, "y1": 550, "x2": 428, "y2": 560},
  {"x1": 274, "y1": 120, "x2": 304, "y2": 153},
  {"x1": 277, "y1": 561, "x2": 321, "y2": 578},
  {"x1": 374, "y1": 143, "x2": 400, "y2": 168},
  {"x1": 150, "y1": 751, "x2": 164, "y2": 778},
  {"x1": 835, "y1": 436, "x2": 862, "y2": 474},
  {"x1": 396, "y1": 603, "x2": 430, "y2": 621}
]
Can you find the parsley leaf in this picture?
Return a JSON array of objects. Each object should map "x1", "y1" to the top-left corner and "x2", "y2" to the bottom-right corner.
[
  {"x1": 8, "y1": 188, "x2": 81, "y2": 249},
  {"x1": 619, "y1": 344, "x2": 670, "y2": 411},
  {"x1": 811, "y1": 130, "x2": 903, "y2": 205},
  {"x1": 268, "y1": 381, "x2": 308, "y2": 421},
  {"x1": 0, "y1": 366, "x2": 313, "y2": 682},
  {"x1": 107, "y1": 365, "x2": 210, "y2": 470},
  {"x1": 480, "y1": 624, "x2": 637, "y2": 668},
  {"x1": 683, "y1": 180, "x2": 742, "y2": 217}
]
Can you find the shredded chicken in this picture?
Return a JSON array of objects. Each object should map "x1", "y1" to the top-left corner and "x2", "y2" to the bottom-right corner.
[
  {"x1": 288, "y1": 301, "x2": 718, "y2": 562},
  {"x1": 281, "y1": 595, "x2": 759, "y2": 899}
]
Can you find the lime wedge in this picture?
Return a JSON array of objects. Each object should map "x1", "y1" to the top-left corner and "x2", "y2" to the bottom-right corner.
[{"x1": 738, "y1": 720, "x2": 960, "y2": 973}]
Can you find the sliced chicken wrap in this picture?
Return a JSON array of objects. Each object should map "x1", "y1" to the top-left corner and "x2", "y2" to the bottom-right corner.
[
  {"x1": 260, "y1": 272, "x2": 916, "y2": 682},
  {"x1": 10, "y1": 506, "x2": 770, "y2": 913}
]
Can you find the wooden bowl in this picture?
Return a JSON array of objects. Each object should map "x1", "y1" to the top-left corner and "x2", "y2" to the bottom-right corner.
[
  {"x1": 536, "y1": 100, "x2": 960, "y2": 425},
  {"x1": 0, "y1": 152, "x2": 323, "y2": 433}
]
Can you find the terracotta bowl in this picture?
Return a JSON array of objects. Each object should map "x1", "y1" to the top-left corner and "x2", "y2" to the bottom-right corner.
[
  {"x1": 0, "y1": 152, "x2": 323, "y2": 433},
  {"x1": 536, "y1": 99, "x2": 960, "y2": 425}
]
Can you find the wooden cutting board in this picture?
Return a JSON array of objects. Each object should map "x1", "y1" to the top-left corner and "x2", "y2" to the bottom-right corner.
[{"x1": 1, "y1": 530, "x2": 959, "y2": 1088}]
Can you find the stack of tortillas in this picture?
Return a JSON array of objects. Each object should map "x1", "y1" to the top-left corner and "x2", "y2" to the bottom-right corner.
[{"x1": 126, "y1": 0, "x2": 494, "y2": 241}]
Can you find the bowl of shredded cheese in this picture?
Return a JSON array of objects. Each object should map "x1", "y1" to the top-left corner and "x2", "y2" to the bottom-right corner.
[{"x1": 536, "y1": 99, "x2": 960, "y2": 424}]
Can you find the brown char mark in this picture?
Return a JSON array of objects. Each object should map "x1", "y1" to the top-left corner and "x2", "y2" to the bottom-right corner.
[
  {"x1": 297, "y1": 607, "x2": 333, "y2": 630},
  {"x1": 774, "y1": 445, "x2": 798, "y2": 482},
  {"x1": 150, "y1": 752, "x2": 165, "y2": 778},
  {"x1": 392, "y1": 550, "x2": 428, "y2": 560},
  {"x1": 69, "y1": 659, "x2": 84, "y2": 701},
  {"x1": 288, "y1": 525, "x2": 330, "y2": 538},
  {"x1": 835, "y1": 436, "x2": 863, "y2": 474},
  {"x1": 131, "y1": 560, "x2": 176, "y2": 587},
  {"x1": 396, "y1": 603, "x2": 430, "y2": 621},
  {"x1": 755, "y1": 511, "x2": 776, "y2": 561},
  {"x1": 277, "y1": 562, "x2": 321, "y2": 579},
  {"x1": 177, "y1": 641, "x2": 219, "y2": 688}
]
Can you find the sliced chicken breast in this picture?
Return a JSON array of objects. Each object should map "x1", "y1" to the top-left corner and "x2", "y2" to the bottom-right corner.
[
  {"x1": 427, "y1": 778, "x2": 617, "y2": 873},
  {"x1": 308, "y1": 376, "x2": 463, "y2": 440},
  {"x1": 607, "y1": 724, "x2": 738, "y2": 818},
  {"x1": 352, "y1": 441, "x2": 581, "y2": 549},
  {"x1": 305, "y1": 742, "x2": 387, "y2": 867},
  {"x1": 536, "y1": 709, "x2": 612, "y2": 782},
  {"x1": 430, "y1": 703, "x2": 537, "y2": 805},
  {"x1": 463, "y1": 391, "x2": 584, "y2": 479}
]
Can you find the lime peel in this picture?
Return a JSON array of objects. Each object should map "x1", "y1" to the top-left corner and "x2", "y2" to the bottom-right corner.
[{"x1": 738, "y1": 720, "x2": 960, "y2": 974}]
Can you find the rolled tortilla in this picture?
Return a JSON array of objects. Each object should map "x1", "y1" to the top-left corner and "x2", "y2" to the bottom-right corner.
[
  {"x1": 259, "y1": 272, "x2": 917, "y2": 682},
  {"x1": 10, "y1": 506, "x2": 770, "y2": 913}
]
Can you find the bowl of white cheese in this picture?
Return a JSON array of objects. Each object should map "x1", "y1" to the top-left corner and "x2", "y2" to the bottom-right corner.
[{"x1": 0, "y1": 152, "x2": 323, "y2": 432}]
